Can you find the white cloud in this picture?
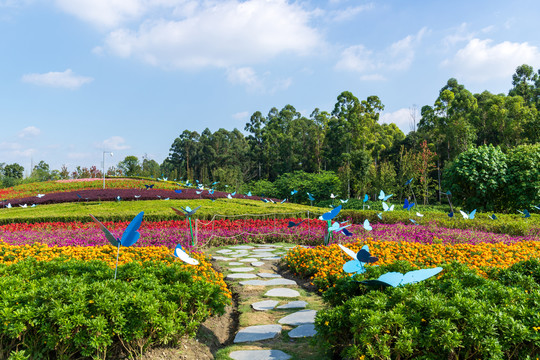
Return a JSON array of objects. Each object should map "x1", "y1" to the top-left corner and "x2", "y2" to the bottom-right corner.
[
  {"x1": 18, "y1": 126, "x2": 40, "y2": 138},
  {"x1": 102, "y1": 0, "x2": 322, "y2": 69},
  {"x1": 232, "y1": 111, "x2": 249, "y2": 120},
  {"x1": 380, "y1": 108, "x2": 413, "y2": 134},
  {"x1": 0, "y1": 141, "x2": 22, "y2": 150},
  {"x1": 54, "y1": 0, "x2": 146, "y2": 28},
  {"x1": 227, "y1": 67, "x2": 260, "y2": 88},
  {"x1": 442, "y1": 38, "x2": 540, "y2": 82},
  {"x1": 96, "y1": 136, "x2": 130, "y2": 151},
  {"x1": 335, "y1": 27, "x2": 426, "y2": 78},
  {"x1": 21, "y1": 69, "x2": 93, "y2": 89},
  {"x1": 329, "y1": 3, "x2": 373, "y2": 22}
]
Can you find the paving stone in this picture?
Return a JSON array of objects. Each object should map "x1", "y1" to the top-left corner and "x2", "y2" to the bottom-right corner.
[
  {"x1": 276, "y1": 301, "x2": 308, "y2": 309},
  {"x1": 257, "y1": 273, "x2": 282, "y2": 278},
  {"x1": 233, "y1": 324, "x2": 282, "y2": 343},
  {"x1": 239, "y1": 258, "x2": 259, "y2": 262},
  {"x1": 278, "y1": 310, "x2": 317, "y2": 325},
  {"x1": 229, "y1": 245, "x2": 254, "y2": 249},
  {"x1": 228, "y1": 262, "x2": 244, "y2": 266},
  {"x1": 212, "y1": 256, "x2": 235, "y2": 261},
  {"x1": 274, "y1": 252, "x2": 286, "y2": 255},
  {"x1": 240, "y1": 278, "x2": 297, "y2": 286},
  {"x1": 251, "y1": 253, "x2": 277, "y2": 258},
  {"x1": 262, "y1": 257, "x2": 282, "y2": 260},
  {"x1": 216, "y1": 249, "x2": 234, "y2": 254},
  {"x1": 288, "y1": 324, "x2": 317, "y2": 338},
  {"x1": 252, "y1": 248, "x2": 276, "y2": 252},
  {"x1": 229, "y1": 350, "x2": 291, "y2": 360},
  {"x1": 251, "y1": 300, "x2": 279, "y2": 311},
  {"x1": 229, "y1": 267, "x2": 255, "y2": 272},
  {"x1": 265, "y1": 288, "x2": 300, "y2": 298},
  {"x1": 226, "y1": 273, "x2": 258, "y2": 279},
  {"x1": 251, "y1": 261, "x2": 265, "y2": 267}
]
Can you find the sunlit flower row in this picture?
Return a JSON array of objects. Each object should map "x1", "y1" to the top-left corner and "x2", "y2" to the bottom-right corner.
[
  {"x1": 0, "y1": 240, "x2": 231, "y2": 299},
  {"x1": 284, "y1": 239, "x2": 540, "y2": 291}
]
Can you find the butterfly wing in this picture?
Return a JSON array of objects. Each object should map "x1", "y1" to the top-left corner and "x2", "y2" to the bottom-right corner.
[
  {"x1": 247, "y1": 191, "x2": 252, "y2": 197},
  {"x1": 356, "y1": 249, "x2": 378, "y2": 264},
  {"x1": 190, "y1": 206, "x2": 201, "y2": 215},
  {"x1": 174, "y1": 244, "x2": 199, "y2": 265},
  {"x1": 227, "y1": 194, "x2": 232, "y2": 199},
  {"x1": 363, "y1": 194, "x2": 369, "y2": 202},
  {"x1": 523, "y1": 209, "x2": 531, "y2": 218},
  {"x1": 490, "y1": 214, "x2": 497, "y2": 220},
  {"x1": 405, "y1": 178, "x2": 413, "y2": 186},
  {"x1": 416, "y1": 212, "x2": 423, "y2": 217},
  {"x1": 378, "y1": 190, "x2": 385, "y2": 200},
  {"x1": 459, "y1": 210, "x2": 468, "y2": 219},
  {"x1": 341, "y1": 228, "x2": 353, "y2": 237},
  {"x1": 469, "y1": 209, "x2": 477, "y2": 219},
  {"x1": 363, "y1": 219, "x2": 372, "y2": 231},
  {"x1": 448, "y1": 211, "x2": 454, "y2": 218},
  {"x1": 384, "y1": 194, "x2": 393, "y2": 201},
  {"x1": 403, "y1": 199, "x2": 409, "y2": 209},
  {"x1": 362, "y1": 272, "x2": 404, "y2": 287},
  {"x1": 377, "y1": 212, "x2": 382, "y2": 220},
  {"x1": 409, "y1": 219, "x2": 418, "y2": 225},
  {"x1": 401, "y1": 267, "x2": 443, "y2": 285},
  {"x1": 320, "y1": 205, "x2": 342, "y2": 221},
  {"x1": 382, "y1": 202, "x2": 388, "y2": 211},
  {"x1": 90, "y1": 214, "x2": 119, "y2": 247},
  {"x1": 171, "y1": 207, "x2": 185, "y2": 216},
  {"x1": 120, "y1": 211, "x2": 144, "y2": 247},
  {"x1": 338, "y1": 244, "x2": 357, "y2": 259}
]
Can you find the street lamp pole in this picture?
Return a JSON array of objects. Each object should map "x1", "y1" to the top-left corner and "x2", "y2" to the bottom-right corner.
[{"x1": 103, "y1": 151, "x2": 113, "y2": 189}]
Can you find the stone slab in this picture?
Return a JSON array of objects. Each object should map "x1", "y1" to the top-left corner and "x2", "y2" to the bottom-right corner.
[
  {"x1": 233, "y1": 324, "x2": 282, "y2": 343},
  {"x1": 213, "y1": 256, "x2": 235, "y2": 261},
  {"x1": 251, "y1": 253, "x2": 277, "y2": 258},
  {"x1": 262, "y1": 257, "x2": 282, "y2": 260},
  {"x1": 288, "y1": 324, "x2": 317, "y2": 338},
  {"x1": 257, "y1": 273, "x2": 282, "y2": 278},
  {"x1": 252, "y1": 248, "x2": 276, "y2": 252},
  {"x1": 240, "y1": 278, "x2": 297, "y2": 286},
  {"x1": 265, "y1": 288, "x2": 300, "y2": 298},
  {"x1": 229, "y1": 245, "x2": 254, "y2": 249},
  {"x1": 229, "y1": 350, "x2": 291, "y2": 360},
  {"x1": 251, "y1": 300, "x2": 279, "y2": 311},
  {"x1": 251, "y1": 261, "x2": 265, "y2": 267},
  {"x1": 278, "y1": 310, "x2": 317, "y2": 325},
  {"x1": 276, "y1": 301, "x2": 308, "y2": 309},
  {"x1": 226, "y1": 273, "x2": 258, "y2": 279},
  {"x1": 229, "y1": 267, "x2": 255, "y2": 272},
  {"x1": 228, "y1": 262, "x2": 244, "y2": 266},
  {"x1": 239, "y1": 258, "x2": 259, "y2": 262},
  {"x1": 216, "y1": 249, "x2": 234, "y2": 254}
]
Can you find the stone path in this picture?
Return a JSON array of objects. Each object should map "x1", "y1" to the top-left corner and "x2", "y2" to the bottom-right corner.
[{"x1": 208, "y1": 243, "x2": 324, "y2": 360}]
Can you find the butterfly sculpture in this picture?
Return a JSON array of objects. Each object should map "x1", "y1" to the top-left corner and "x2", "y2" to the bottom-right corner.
[
  {"x1": 339, "y1": 244, "x2": 378, "y2": 274},
  {"x1": 330, "y1": 193, "x2": 337, "y2": 199},
  {"x1": 328, "y1": 221, "x2": 351, "y2": 233},
  {"x1": 534, "y1": 205, "x2": 540, "y2": 211},
  {"x1": 19, "y1": 204, "x2": 27, "y2": 208},
  {"x1": 382, "y1": 202, "x2": 394, "y2": 212},
  {"x1": 116, "y1": 196, "x2": 122, "y2": 201},
  {"x1": 209, "y1": 189, "x2": 215, "y2": 195},
  {"x1": 288, "y1": 220, "x2": 306, "y2": 228},
  {"x1": 307, "y1": 192, "x2": 315, "y2": 201},
  {"x1": 377, "y1": 212, "x2": 382, "y2": 220},
  {"x1": 460, "y1": 209, "x2": 477, "y2": 219},
  {"x1": 490, "y1": 214, "x2": 497, "y2": 220},
  {"x1": 36, "y1": 194, "x2": 45, "y2": 198},
  {"x1": 172, "y1": 206, "x2": 201, "y2": 217},
  {"x1": 173, "y1": 244, "x2": 199, "y2": 265},
  {"x1": 409, "y1": 219, "x2": 419, "y2": 225},
  {"x1": 145, "y1": 184, "x2": 154, "y2": 189},
  {"x1": 247, "y1": 191, "x2": 252, "y2": 197},
  {"x1": 319, "y1": 205, "x2": 342, "y2": 221},
  {"x1": 340, "y1": 199, "x2": 349, "y2": 204},
  {"x1": 227, "y1": 194, "x2": 233, "y2": 199},
  {"x1": 6, "y1": 203, "x2": 11, "y2": 208},
  {"x1": 416, "y1": 212, "x2": 424, "y2": 217},
  {"x1": 378, "y1": 190, "x2": 393, "y2": 201},
  {"x1": 403, "y1": 199, "x2": 414, "y2": 211},
  {"x1": 134, "y1": 195, "x2": 141, "y2": 199},
  {"x1": 404, "y1": 178, "x2": 414, "y2": 186},
  {"x1": 212, "y1": 181, "x2": 219, "y2": 186},
  {"x1": 231, "y1": 191, "x2": 236, "y2": 196},
  {"x1": 196, "y1": 190, "x2": 203, "y2": 195},
  {"x1": 363, "y1": 219, "x2": 373, "y2": 231},
  {"x1": 90, "y1": 211, "x2": 144, "y2": 279},
  {"x1": 340, "y1": 227, "x2": 354, "y2": 237},
  {"x1": 363, "y1": 194, "x2": 369, "y2": 202},
  {"x1": 291, "y1": 190, "x2": 298, "y2": 195},
  {"x1": 361, "y1": 267, "x2": 443, "y2": 287},
  {"x1": 448, "y1": 211, "x2": 454, "y2": 218},
  {"x1": 175, "y1": 189, "x2": 182, "y2": 194},
  {"x1": 522, "y1": 209, "x2": 531, "y2": 218},
  {"x1": 261, "y1": 198, "x2": 269, "y2": 203},
  {"x1": 281, "y1": 198, "x2": 287, "y2": 204},
  {"x1": 164, "y1": 198, "x2": 170, "y2": 201}
]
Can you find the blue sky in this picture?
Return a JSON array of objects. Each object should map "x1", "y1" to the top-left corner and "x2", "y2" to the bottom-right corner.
[{"x1": 1, "y1": 0, "x2": 539, "y2": 173}]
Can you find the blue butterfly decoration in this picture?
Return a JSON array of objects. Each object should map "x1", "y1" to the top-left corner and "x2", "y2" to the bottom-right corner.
[
  {"x1": 460, "y1": 209, "x2": 477, "y2": 219},
  {"x1": 382, "y1": 202, "x2": 394, "y2": 212},
  {"x1": 281, "y1": 198, "x2": 287, "y2": 204},
  {"x1": 116, "y1": 196, "x2": 121, "y2": 201},
  {"x1": 212, "y1": 181, "x2": 219, "y2": 185},
  {"x1": 403, "y1": 199, "x2": 414, "y2": 211},
  {"x1": 377, "y1": 212, "x2": 382, "y2": 220},
  {"x1": 328, "y1": 221, "x2": 351, "y2": 233},
  {"x1": 307, "y1": 192, "x2": 315, "y2": 201},
  {"x1": 363, "y1": 219, "x2": 372, "y2": 231},
  {"x1": 534, "y1": 205, "x2": 540, "y2": 210},
  {"x1": 522, "y1": 209, "x2": 531, "y2": 218},
  {"x1": 409, "y1": 219, "x2": 419, "y2": 225},
  {"x1": 291, "y1": 190, "x2": 298, "y2": 195},
  {"x1": 175, "y1": 189, "x2": 182, "y2": 194},
  {"x1": 404, "y1": 178, "x2": 414, "y2": 186},
  {"x1": 196, "y1": 190, "x2": 203, "y2": 195},
  {"x1": 90, "y1": 212, "x2": 144, "y2": 279},
  {"x1": 341, "y1": 227, "x2": 354, "y2": 237},
  {"x1": 247, "y1": 191, "x2": 252, "y2": 197},
  {"x1": 340, "y1": 199, "x2": 349, "y2": 203},
  {"x1": 363, "y1": 194, "x2": 369, "y2": 202},
  {"x1": 231, "y1": 191, "x2": 236, "y2": 196},
  {"x1": 319, "y1": 205, "x2": 342, "y2": 221},
  {"x1": 209, "y1": 189, "x2": 215, "y2": 195},
  {"x1": 173, "y1": 244, "x2": 199, "y2": 265},
  {"x1": 448, "y1": 211, "x2": 454, "y2": 218},
  {"x1": 172, "y1": 206, "x2": 201, "y2": 217},
  {"x1": 261, "y1": 198, "x2": 269, "y2": 203},
  {"x1": 361, "y1": 267, "x2": 443, "y2": 287},
  {"x1": 145, "y1": 184, "x2": 154, "y2": 189},
  {"x1": 227, "y1": 194, "x2": 233, "y2": 199},
  {"x1": 339, "y1": 244, "x2": 378, "y2": 274},
  {"x1": 288, "y1": 220, "x2": 305, "y2": 228},
  {"x1": 378, "y1": 190, "x2": 393, "y2": 201},
  {"x1": 490, "y1": 214, "x2": 497, "y2": 220}
]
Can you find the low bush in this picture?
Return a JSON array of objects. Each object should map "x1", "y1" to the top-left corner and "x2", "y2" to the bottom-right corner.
[
  {"x1": 0, "y1": 258, "x2": 230, "y2": 360},
  {"x1": 316, "y1": 261, "x2": 540, "y2": 360}
]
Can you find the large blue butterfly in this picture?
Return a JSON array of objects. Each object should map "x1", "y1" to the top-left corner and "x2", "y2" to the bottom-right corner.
[
  {"x1": 307, "y1": 192, "x2": 315, "y2": 201},
  {"x1": 339, "y1": 244, "x2": 378, "y2": 274},
  {"x1": 319, "y1": 205, "x2": 342, "y2": 221},
  {"x1": 404, "y1": 178, "x2": 413, "y2": 186},
  {"x1": 362, "y1": 267, "x2": 443, "y2": 287},
  {"x1": 522, "y1": 209, "x2": 531, "y2": 218},
  {"x1": 363, "y1": 194, "x2": 369, "y2": 202},
  {"x1": 291, "y1": 190, "x2": 298, "y2": 195},
  {"x1": 403, "y1": 199, "x2": 414, "y2": 211},
  {"x1": 145, "y1": 184, "x2": 154, "y2": 189},
  {"x1": 378, "y1": 190, "x2": 393, "y2": 201},
  {"x1": 460, "y1": 209, "x2": 476, "y2": 219},
  {"x1": 288, "y1": 220, "x2": 305, "y2": 228}
]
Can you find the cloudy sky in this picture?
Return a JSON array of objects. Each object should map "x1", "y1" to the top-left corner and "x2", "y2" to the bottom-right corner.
[{"x1": 1, "y1": 0, "x2": 539, "y2": 173}]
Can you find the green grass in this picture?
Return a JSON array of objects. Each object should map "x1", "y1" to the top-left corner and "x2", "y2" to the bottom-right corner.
[{"x1": 0, "y1": 198, "x2": 326, "y2": 224}]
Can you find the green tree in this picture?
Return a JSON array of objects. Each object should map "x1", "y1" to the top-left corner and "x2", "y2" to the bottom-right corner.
[
  {"x1": 3, "y1": 163, "x2": 24, "y2": 179},
  {"x1": 504, "y1": 143, "x2": 540, "y2": 211},
  {"x1": 30, "y1": 160, "x2": 51, "y2": 181},
  {"x1": 508, "y1": 64, "x2": 539, "y2": 108},
  {"x1": 118, "y1": 156, "x2": 141, "y2": 177},
  {"x1": 141, "y1": 158, "x2": 160, "y2": 178}
]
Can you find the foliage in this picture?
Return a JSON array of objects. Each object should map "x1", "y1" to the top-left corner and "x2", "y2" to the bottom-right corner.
[
  {"x1": 0, "y1": 257, "x2": 230, "y2": 359},
  {"x1": 504, "y1": 143, "x2": 540, "y2": 211},
  {"x1": 442, "y1": 144, "x2": 507, "y2": 211},
  {"x1": 272, "y1": 171, "x2": 341, "y2": 203},
  {"x1": 315, "y1": 261, "x2": 540, "y2": 359}
]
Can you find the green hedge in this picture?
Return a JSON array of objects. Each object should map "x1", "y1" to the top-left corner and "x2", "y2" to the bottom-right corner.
[
  {"x1": 0, "y1": 258, "x2": 229, "y2": 360},
  {"x1": 316, "y1": 260, "x2": 540, "y2": 360}
]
